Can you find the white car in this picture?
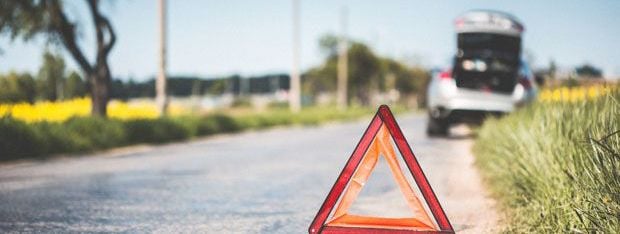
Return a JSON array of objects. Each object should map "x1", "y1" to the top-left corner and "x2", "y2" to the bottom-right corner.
[{"x1": 426, "y1": 10, "x2": 537, "y2": 136}]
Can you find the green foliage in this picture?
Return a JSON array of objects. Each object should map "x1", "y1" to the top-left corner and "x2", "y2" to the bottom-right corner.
[
  {"x1": 347, "y1": 43, "x2": 381, "y2": 105},
  {"x1": 0, "y1": 53, "x2": 87, "y2": 105},
  {"x1": 304, "y1": 34, "x2": 429, "y2": 106},
  {"x1": 195, "y1": 115, "x2": 222, "y2": 135},
  {"x1": 37, "y1": 50, "x2": 65, "y2": 101},
  {"x1": 1, "y1": 0, "x2": 117, "y2": 117},
  {"x1": 0, "y1": 105, "x2": 383, "y2": 161},
  {"x1": 575, "y1": 64, "x2": 603, "y2": 78},
  {"x1": 548, "y1": 59, "x2": 557, "y2": 80},
  {"x1": 32, "y1": 121, "x2": 81, "y2": 154},
  {"x1": 381, "y1": 58, "x2": 430, "y2": 97},
  {"x1": 0, "y1": 117, "x2": 114, "y2": 159},
  {"x1": 64, "y1": 71, "x2": 87, "y2": 98},
  {"x1": 303, "y1": 65, "x2": 337, "y2": 96},
  {"x1": 0, "y1": 51, "x2": 86, "y2": 104},
  {"x1": 0, "y1": 117, "x2": 45, "y2": 159},
  {"x1": 474, "y1": 88, "x2": 620, "y2": 232},
  {"x1": 0, "y1": 72, "x2": 37, "y2": 103},
  {"x1": 233, "y1": 111, "x2": 293, "y2": 129},
  {"x1": 0, "y1": 0, "x2": 50, "y2": 41},
  {"x1": 209, "y1": 114, "x2": 243, "y2": 132},
  {"x1": 231, "y1": 97, "x2": 252, "y2": 108},
  {"x1": 207, "y1": 79, "x2": 227, "y2": 95},
  {"x1": 318, "y1": 34, "x2": 339, "y2": 57},
  {"x1": 64, "y1": 117, "x2": 126, "y2": 149},
  {"x1": 124, "y1": 118, "x2": 190, "y2": 144}
]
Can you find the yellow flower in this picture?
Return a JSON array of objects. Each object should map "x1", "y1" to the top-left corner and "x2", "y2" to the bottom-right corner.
[
  {"x1": 0, "y1": 97, "x2": 186, "y2": 122},
  {"x1": 539, "y1": 84, "x2": 617, "y2": 103}
]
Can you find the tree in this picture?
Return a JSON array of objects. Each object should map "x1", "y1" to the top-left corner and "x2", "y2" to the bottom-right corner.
[
  {"x1": 207, "y1": 79, "x2": 227, "y2": 96},
  {"x1": 0, "y1": 72, "x2": 36, "y2": 103},
  {"x1": 305, "y1": 34, "x2": 382, "y2": 105},
  {"x1": 37, "y1": 50, "x2": 65, "y2": 101},
  {"x1": 304, "y1": 34, "x2": 432, "y2": 106},
  {"x1": 347, "y1": 42, "x2": 380, "y2": 105},
  {"x1": 575, "y1": 64, "x2": 602, "y2": 78},
  {"x1": 380, "y1": 58, "x2": 428, "y2": 96},
  {"x1": 319, "y1": 34, "x2": 339, "y2": 58},
  {"x1": 0, "y1": 0, "x2": 116, "y2": 116},
  {"x1": 64, "y1": 71, "x2": 86, "y2": 98},
  {"x1": 302, "y1": 65, "x2": 337, "y2": 96},
  {"x1": 548, "y1": 59, "x2": 557, "y2": 80}
]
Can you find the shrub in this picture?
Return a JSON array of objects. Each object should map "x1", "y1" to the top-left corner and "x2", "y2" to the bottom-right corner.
[
  {"x1": 267, "y1": 101, "x2": 289, "y2": 109},
  {"x1": 1, "y1": 104, "x2": 381, "y2": 160},
  {"x1": 124, "y1": 118, "x2": 190, "y2": 144},
  {"x1": 0, "y1": 117, "x2": 44, "y2": 160},
  {"x1": 194, "y1": 115, "x2": 220, "y2": 135},
  {"x1": 261, "y1": 112, "x2": 293, "y2": 127},
  {"x1": 171, "y1": 116, "x2": 200, "y2": 137},
  {"x1": 210, "y1": 114, "x2": 242, "y2": 132},
  {"x1": 230, "y1": 97, "x2": 252, "y2": 108},
  {"x1": 64, "y1": 117, "x2": 127, "y2": 149},
  {"x1": 33, "y1": 121, "x2": 83, "y2": 154}
]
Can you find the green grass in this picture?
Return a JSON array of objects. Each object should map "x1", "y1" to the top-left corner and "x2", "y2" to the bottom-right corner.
[
  {"x1": 0, "y1": 105, "x2": 395, "y2": 161},
  {"x1": 474, "y1": 88, "x2": 619, "y2": 233}
]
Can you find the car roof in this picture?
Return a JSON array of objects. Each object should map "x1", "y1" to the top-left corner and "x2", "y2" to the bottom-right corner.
[{"x1": 455, "y1": 10, "x2": 524, "y2": 36}]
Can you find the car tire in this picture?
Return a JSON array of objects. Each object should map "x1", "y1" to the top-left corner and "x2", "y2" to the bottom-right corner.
[{"x1": 426, "y1": 116, "x2": 449, "y2": 137}]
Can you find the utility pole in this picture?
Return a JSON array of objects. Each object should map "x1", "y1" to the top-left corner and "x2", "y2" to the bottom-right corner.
[
  {"x1": 289, "y1": 0, "x2": 301, "y2": 113},
  {"x1": 157, "y1": 0, "x2": 169, "y2": 116},
  {"x1": 337, "y1": 6, "x2": 348, "y2": 110}
]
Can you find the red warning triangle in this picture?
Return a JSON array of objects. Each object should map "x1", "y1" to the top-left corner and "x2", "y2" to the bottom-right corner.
[{"x1": 309, "y1": 105, "x2": 454, "y2": 234}]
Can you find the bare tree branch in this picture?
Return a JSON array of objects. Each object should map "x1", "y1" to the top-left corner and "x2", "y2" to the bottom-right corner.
[
  {"x1": 85, "y1": 0, "x2": 115, "y2": 62},
  {"x1": 101, "y1": 16, "x2": 116, "y2": 57},
  {"x1": 86, "y1": 0, "x2": 104, "y2": 62},
  {"x1": 48, "y1": 0, "x2": 93, "y2": 74}
]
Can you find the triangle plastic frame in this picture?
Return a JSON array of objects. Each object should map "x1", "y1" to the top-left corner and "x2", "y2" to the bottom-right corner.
[{"x1": 308, "y1": 105, "x2": 454, "y2": 234}]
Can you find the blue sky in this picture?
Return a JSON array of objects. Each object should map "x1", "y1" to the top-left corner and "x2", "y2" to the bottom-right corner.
[{"x1": 1, "y1": 0, "x2": 619, "y2": 80}]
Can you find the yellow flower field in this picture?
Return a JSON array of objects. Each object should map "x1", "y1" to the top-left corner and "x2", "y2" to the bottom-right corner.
[
  {"x1": 538, "y1": 84, "x2": 618, "y2": 103},
  {"x1": 0, "y1": 97, "x2": 186, "y2": 123}
]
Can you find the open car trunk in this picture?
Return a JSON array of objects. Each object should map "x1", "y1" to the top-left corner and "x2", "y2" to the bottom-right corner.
[{"x1": 453, "y1": 33, "x2": 521, "y2": 94}]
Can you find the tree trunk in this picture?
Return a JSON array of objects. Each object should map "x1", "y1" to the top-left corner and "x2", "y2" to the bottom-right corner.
[
  {"x1": 45, "y1": 0, "x2": 116, "y2": 117},
  {"x1": 89, "y1": 64, "x2": 111, "y2": 117}
]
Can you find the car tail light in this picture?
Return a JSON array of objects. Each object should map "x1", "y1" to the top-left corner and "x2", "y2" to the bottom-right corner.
[
  {"x1": 439, "y1": 70, "x2": 452, "y2": 80},
  {"x1": 454, "y1": 18, "x2": 464, "y2": 29},
  {"x1": 519, "y1": 77, "x2": 532, "y2": 89}
]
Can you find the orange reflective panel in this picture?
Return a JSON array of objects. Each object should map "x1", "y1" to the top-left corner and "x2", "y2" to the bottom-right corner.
[
  {"x1": 309, "y1": 105, "x2": 453, "y2": 234},
  {"x1": 325, "y1": 125, "x2": 437, "y2": 231}
]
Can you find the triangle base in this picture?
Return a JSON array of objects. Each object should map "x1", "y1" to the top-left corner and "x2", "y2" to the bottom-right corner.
[
  {"x1": 328, "y1": 214, "x2": 435, "y2": 231},
  {"x1": 321, "y1": 226, "x2": 454, "y2": 234}
]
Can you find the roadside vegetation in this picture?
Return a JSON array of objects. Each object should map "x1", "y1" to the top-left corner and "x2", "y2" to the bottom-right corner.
[
  {"x1": 0, "y1": 105, "x2": 387, "y2": 161},
  {"x1": 474, "y1": 84, "x2": 619, "y2": 232},
  {"x1": 0, "y1": 30, "x2": 421, "y2": 162}
]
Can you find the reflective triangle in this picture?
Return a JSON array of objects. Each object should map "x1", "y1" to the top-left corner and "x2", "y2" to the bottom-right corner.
[{"x1": 309, "y1": 105, "x2": 454, "y2": 234}]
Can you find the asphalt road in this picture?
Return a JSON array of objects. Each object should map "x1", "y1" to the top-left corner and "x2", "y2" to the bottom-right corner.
[{"x1": 0, "y1": 113, "x2": 498, "y2": 233}]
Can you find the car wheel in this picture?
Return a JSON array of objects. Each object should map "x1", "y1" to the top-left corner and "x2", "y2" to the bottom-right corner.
[{"x1": 426, "y1": 116, "x2": 449, "y2": 137}]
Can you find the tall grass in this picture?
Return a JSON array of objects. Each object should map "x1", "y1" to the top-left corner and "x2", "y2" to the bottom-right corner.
[{"x1": 474, "y1": 86, "x2": 619, "y2": 232}]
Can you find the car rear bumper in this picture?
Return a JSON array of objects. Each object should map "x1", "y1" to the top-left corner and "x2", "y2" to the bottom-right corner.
[
  {"x1": 446, "y1": 109, "x2": 505, "y2": 124},
  {"x1": 430, "y1": 88, "x2": 515, "y2": 120},
  {"x1": 441, "y1": 88, "x2": 513, "y2": 107},
  {"x1": 444, "y1": 94, "x2": 514, "y2": 112}
]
